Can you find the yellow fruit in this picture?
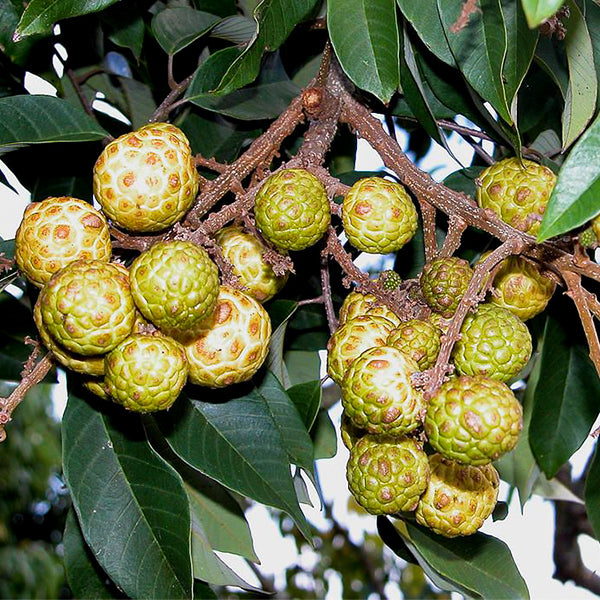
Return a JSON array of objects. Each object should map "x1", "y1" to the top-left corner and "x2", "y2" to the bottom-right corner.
[{"x1": 339, "y1": 290, "x2": 400, "y2": 327}]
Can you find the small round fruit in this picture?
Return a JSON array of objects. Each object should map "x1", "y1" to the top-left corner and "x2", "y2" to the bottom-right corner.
[
  {"x1": 254, "y1": 169, "x2": 330, "y2": 251},
  {"x1": 342, "y1": 177, "x2": 418, "y2": 254},
  {"x1": 380, "y1": 270, "x2": 402, "y2": 291},
  {"x1": 39, "y1": 260, "x2": 136, "y2": 356},
  {"x1": 416, "y1": 454, "x2": 499, "y2": 537},
  {"x1": 342, "y1": 345, "x2": 424, "y2": 435},
  {"x1": 15, "y1": 196, "x2": 111, "y2": 288},
  {"x1": 476, "y1": 157, "x2": 556, "y2": 236},
  {"x1": 421, "y1": 257, "x2": 474, "y2": 318},
  {"x1": 452, "y1": 303, "x2": 532, "y2": 382},
  {"x1": 339, "y1": 290, "x2": 400, "y2": 327},
  {"x1": 215, "y1": 225, "x2": 288, "y2": 302},
  {"x1": 130, "y1": 240, "x2": 219, "y2": 338},
  {"x1": 424, "y1": 375, "x2": 523, "y2": 465},
  {"x1": 346, "y1": 435, "x2": 430, "y2": 515},
  {"x1": 93, "y1": 122, "x2": 199, "y2": 232},
  {"x1": 327, "y1": 315, "x2": 396, "y2": 386},
  {"x1": 341, "y1": 412, "x2": 365, "y2": 450},
  {"x1": 387, "y1": 319, "x2": 441, "y2": 371},
  {"x1": 105, "y1": 334, "x2": 188, "y2": 412},
  {"x1": 579, "y1": 226, "x2": 598, "y2": 248},
  {"x1": 184, "y1": 286, "x2": 272, "y2": 388}
]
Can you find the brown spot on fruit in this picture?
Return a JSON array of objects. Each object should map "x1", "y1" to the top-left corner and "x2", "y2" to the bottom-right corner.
[
  {"x1": 81, "y1": 214, "x2": 103, "y2": 229},
  {"x1": 215, "y1": 302, "x2": 232, "y2": 324},
  {"x1": 354, "y1": 201, "x2": 371, "y2": 215},
  {"x1": 54, "y1": 225, "x2": 70, "y2": 239}
]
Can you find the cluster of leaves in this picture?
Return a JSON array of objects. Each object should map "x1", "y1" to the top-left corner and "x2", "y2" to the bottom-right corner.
[{"x1": 0, "y1": 0, "x2": 600, "y2": 598}]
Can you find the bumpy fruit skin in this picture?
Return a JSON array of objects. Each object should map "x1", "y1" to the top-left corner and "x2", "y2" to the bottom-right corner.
[
  {"x1": 342, "y1": 346, "x2": 424, "y2": 435},
  {"x1": 346, "y1": 435, "x2": 430, "y2": 514},
  {"x1": 452, "y1": 303, "x2": 532, "y2": 382},
  {"x1": 424, "y1": 375, "x2": 523, "y2": 465},
  {"x1": 254, "y1": 169, "x2": 330, "y2": 251},
  {"x1": 15, "y1": 197, "x2": 111, "y2": 288},
  {"x1": 105, "y1": 334, "x2": 188, "y2": 412},
  {"x1": 81, "y1": 376, "x2": 110, "y2": 400},
  {"x1": 184, "y1": 286, "x2": 271, "y2": 388},
  {"x1": 580, "y1": 226, "x2": 598, "y2": 248},
  {"x1": 342, "y1": 177, "x2": 418, "y2": 254},
  {"x1": 215, "y1": 225, "x2": 288, "y2": 302},
  {"x1": 488, "y1": 256, "x2": 555, "y2": 321},
  {"x1": 130, "y1": 240, "x2": 219, "y2": 337},
  {"x1": 341, "y1": 412, "x2": 365, "y2": 450},
  {"x1": 387, "y1": 319, "x2": 441, "y2": 371},
  {"x1": 476, "y1": 157, "x2": 556, "y2": 236},
  {"x1": 339, "y1": 290, "x2": 401, "y2": 327},
  {"x1": 327, "y1": 315, "x2": 395, "y2": 385},
  {"x1": 416, "y1": 454, "x2": 499, "y2": 537},
  {"x1": 421, "y1": 257, "x2": 474, "y2": 317},
  {"x1": 39, "y1": 260, "x2": 135, "y2": 356},
  {"x1": 93, "y1": 122, "x2": 198, "y2": 232},
  {"x1": 380, "y1": 270, "x2": 402, "y2": 291}
]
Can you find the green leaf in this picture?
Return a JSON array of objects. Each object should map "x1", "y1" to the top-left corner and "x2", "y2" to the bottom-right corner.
[
  {"x1": 151, "y1": 8, "x2": 220, "y2": 55},
  {"x1": 287, "y1": 380, "x2": 322, "y2": 431},
  {"x1": 157, "y1": 388, "x2": 313, "y2": 542},
  {"x1": 210, "y1": 15, "x2": 256, "y2": 44},
  {"x1": 395, "y1": 520, "x2": 530, "y2": 599},
  {"x1": 119, "y1": 78, "x2": 156, "y2": 130},
  {"x1": 62, "y1": 392, "x2": 193, "y2": 600},
  {"x1": 104, "y1": 7, "x2": 145, "y2": 61},
  {"x1": 0, "y1": 0, "x2": 36, "y2": 65},
  {"x1": 437, "y1": 0, "x2": 512, "y2": 124},
  {"x1": 535, "y1": 36, "x2": 568, "y2": 99},
  {"x1": 582, "y1": 0, "x2": 600, "y2": 112},
  {"x1": 537, "y1": 112, "x2": 600, "y2": 240},
  {"x1": 266, "y1": 300, "x2": 299, "y2": 388},
  {"x1": 284, "y1": 350, "x2": 321, "y2": 387},
  {"x1": 584, "y1": 441, "x2": 600, "y2": 538},
  {"x1": 14, "y1": 0, "x2": 120, "y2": 39},
  {"x1": 312, "y1": 409, "x2": 337, "y2": 460},
  {"x1": 215, "y1": 0, "x2": 319, "y2": 94},
  {"x1": 561, "y1": 0, "x2": 597, "y2": 150},
  {"x1": 443, "y1": 166, "x2": 484, "y2": 196},
  {"x1": 530, "y1": 315, "x2": 600, "y2": 478},
  {"x1": 0, "y1": 95, "x2": 107, "y2": 153},
  {"x1": 521, "y1": 0, "x2": 565, "y2": 28},
  {"x1": 328, "y1": 0, "x2": 400, "y2": 103}
]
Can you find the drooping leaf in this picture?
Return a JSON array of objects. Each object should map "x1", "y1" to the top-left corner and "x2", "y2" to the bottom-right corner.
[
  {"x1": 62, "y1": 392, "x2": 193, "y2": 600},
  {"x1": 103, "y1": 6, "x2": 145, "y2": 61},
  {"x1": 443, "y1": 166, "x2": 484, "y2": 197},
  {"x1": 521, "y1": 0, "x2": 566, "y2": 28},
  {"x1": 210, "y1": 15, "x2": 256, "y2": 44},
  {"x1": 581, "y1": 0, "x2": 600, "y2": 112},
  {"x1": 0, "y1": 0, "x2": 36, "y2": 65},
  {"x1": 119, "y1": 78, "x2": 156, "y2": 130},
  {"x1": 266, "y1": 299, "x2": 299, "y2": 388},
  {"x1": 531, "y1": 473, "x2": 584, "y2": 504},
  {"x1": 584, "y1": 441, "x2": 600, "y2": 538},
  {"x1": 377, "y1": 516, "x2": 418, "y2": 564},
  {"x1": 328, "y1": 0, "x2": 400, "y2": 103},
  {"x1": 287, "y1": 380, "x2": 322, "y2": 431},
  {"x1": 530, "y1": 315, "x2": 600, "y2": 478},
  {"x1": 151, "y1": 7, "x2": 220, "y2": 55},
  {"x1": 284, "y1": 350, "x2": 321, "y2": 388},
  {"x1": 312, "y1": 409, "x2": 337, "y2": 460},
  {"x1": 534, "y1": 36, "x2": 568, "y2": 100},
  {"x1": 537, "y1": 112, "x2": 600, "y2": 240},
  {"x1": 0, "y1": 95, "x2": 108, "y2": 153}
]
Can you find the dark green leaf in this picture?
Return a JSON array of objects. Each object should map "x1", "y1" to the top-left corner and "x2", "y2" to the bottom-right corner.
[
  {"x1": 157, "y1": 389, "x2": 313, "y2": 542},
  {"x1": 312, "y1": 409, "x2": 337, "y2": 460},
  {"x1": 443, "y1": 166, "x2": 484, "y2": 197},
  {"x1": 584, "y1": 441, "x2": 600, "y2": 538},
  {"x1": 582, "y1": 0, "x2": 600, "y2": 112},
  {"x1": 193, "y1": 0, "x2": 237, "y2": 17},
  {"x1": 0, "y1": 95, "x2": 107, "y2": 152},
  {"x1": 287, "y1": 380, "x2": 322, "y2": 430},
  {"x1": 284, "y1": 350, "x2": 321, "y2": 387},
  {"x1": 62, "y1": 391, "x2": 193, "y2": 599},
  {"x1": 104, "y1": 8, "x2": 145, "y2": 60},
  {"x1": 535, "y1": 36, "x2": 568, "y2": 99},
  {"x1": 377, "y1": 516, "x2": 418, "y2": 564},
  {"x1": 266, "y1": 300, "x2": 299, "y2": 388},
  {"x1": 530, "y1": 315, "x2": 600, "y2": 477},
  {"x1": 151, "y1": 8, "x2": 220, "y2": 55},
  {"x1": 521, "y1": 0, "x2": 566, "y2": 28},
  {"x1": 0, "y1": 0, "x2": 36, "y2": 65},
  {"x1": 210, "y1": 15, "x2": 256, "y2": 44},
  {"x1": 537, "y1": 112, "x2": 600, "y2": 240}
]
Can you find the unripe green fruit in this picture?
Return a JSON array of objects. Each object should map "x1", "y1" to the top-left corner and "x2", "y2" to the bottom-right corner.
[
  {"x1": 184, "y1": 286, "x2": 272, "y2": 388},
  {"x1": 387, "y1": 319, "x2": 441, "y2": 371},
  {"x1": 421, "y1": 257, "x2": 474, "y2": 318},
  {"x1": 15, "y1": 196, "x2": 111, "y2": 288},
  {"x1": 346, "y1": 435, "x2": 430, "y2": 515},
  {"x1": 416, "y1": 454, "x2": 499, "y2": 537},
  {"x1": 105, "y1": 334, "x2": 188, "y2": 412},
  {"x1": 339, "y1": 290, "x2": 400, "y2": 327},
  {"x1": 342, "y1": 177, "x2": 418, "y2": 254},
  {"x1": 93, "y1": 122, "x2": 199, "y2": 232},
  {"x1": 476, "y1": 157, "x2": 556, "y2": 236},
  {"x1": 327, "y1": 315, "x2": 396, "y2": 386},
  {"x1": 254, "y1": 169, "x2": 330, "y2": 251},
  {"x1": 424, "y1": 375, "x2": 523, "y2": 465},
  {"x1": 81, "y1": 376, "x2": 110, "y2": 400},
  {"x1": 580, "y1": 226, "x2": 598, "y2": 248},
  {"x1": 452, "y1": 303, "x2": 532, "y2": 382},
  {"x1": 39, "y1": 260, "x2": 136, "y2": 356},
  {"x1": 215, "y1": 225, "x2": 288, "y2": 302},
  {"x1": 380, "y1": 270, "x2": 402, "y2": 291},
  {"x1": 342, "y1": 346, "x2": 424, "y2": 436},
  {"x1": 341, "y1": 412, "x2": 365, "y2": 450},
  {"x1": 130, "y1": 240, "x2": 219, "y2": 338}
]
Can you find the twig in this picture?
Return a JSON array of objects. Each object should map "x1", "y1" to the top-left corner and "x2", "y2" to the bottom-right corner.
[
  {"x1": 149, "y1": 73, "x2": 195, "y2": 123},
  {"x1": 460, "y1": 134, "x2": 494, "y2": 165},
  {"x1": 439, "y1": 215, "x2": 468, "y2": 257},
  {"x1": 320, "y1": 247, "x2": 338, "y2": 334},
  {"x1": 418, "y1": 199, "x2": 438, "y2": 262},
  {"x1": 66, "y1": 68, "x2": 95, "y2": 117}
]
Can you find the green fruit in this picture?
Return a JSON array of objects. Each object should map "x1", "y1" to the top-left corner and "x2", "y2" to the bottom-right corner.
[
  {"x1": 342, "y1": 345, "x2": 424, "y2": 436},
  {"x1": 80, "y1": 376, "x2": 110, "y2": 400},
  {"x1": 387, "y1": 319, "x2": 441, "y2": 371},
  {"x1": 476, "y1": 157, "x2": 556, "y2": 236},
  {"x1": 452, "y1": 303, "x2": 532, "y2": 382},
  {"x1": 346, "y1": 434, "x2": 430, "y2": 514},
  {"x1": 416, "y1": 454, "x2": 499, "y2": 537},
  {"x1": 105, "y1": 333, "x2": 188, "y2": 412},
  {"x1": 254, "y1": 168, "x2": 330, "y2": 251},
  {"x1": 342, "y1": 177, "x2": 418, "y2": 254},
  {"x1": 215, "y1": 225, "x2": 288, "y2": 302},
  {"x1": 15, "y1": 196, "x2": 111, "y2": 288},
  {"x1": 184, "y1": 286, "x2": 272, "y2": 388},
  {"x1": 327, "y1": 315, "x2": 396, "y2": 386},
  {"x1": 421, "y1": 257, "x2": 474, "y2": 318},
  {"x1": 93, "y1": 122, "x2": 199, "y2": 232},
  {"x1": 380, "y1": 270, "x2": 402, "y2": 291},
  {"x1": 341, "y1": 412, "x2": 365, "y2": 450},
  {"x1": 424, "y1": 375, "x2": 523, "y2": 465},
  {"x1": 39, "y1": 260, "x2": 136, "y2": 356},
  {"x1": 579, "y1": 226, "x2": 598, "y2": 248},
  {"x1": 339, "y1": 290, "x2": 400, "y2": 327},
  {"x1": 130, "y1": 240, "x2": 219, "y2": 338}
]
